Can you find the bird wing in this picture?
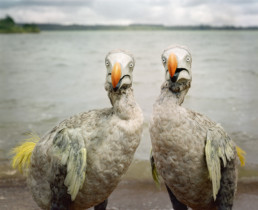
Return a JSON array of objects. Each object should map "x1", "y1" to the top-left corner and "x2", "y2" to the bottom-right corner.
[
  {"x1": 52, "y1": 128, "x2": 87, "y2": 201},
  {"x1": 205, "y1": 124, "x2": 236, "y2": 201}
]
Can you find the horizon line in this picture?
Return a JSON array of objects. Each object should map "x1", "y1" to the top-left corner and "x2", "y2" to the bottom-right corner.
[{"x1": 16, "y1": 22, "x2": 258, "y2": 28}]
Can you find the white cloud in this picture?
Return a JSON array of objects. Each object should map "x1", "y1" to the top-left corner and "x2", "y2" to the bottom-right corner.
[{"x1": 0, "y1": 0, "x2": 257, "y2": 26}]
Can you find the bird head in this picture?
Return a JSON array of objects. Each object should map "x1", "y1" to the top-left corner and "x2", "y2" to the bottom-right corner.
[
  {"x1": 161, "y1": 45, "x2": 192, "y2": 93},
  {"x1": 105, "y1": 49, "x2": 135, "y2": 92}
]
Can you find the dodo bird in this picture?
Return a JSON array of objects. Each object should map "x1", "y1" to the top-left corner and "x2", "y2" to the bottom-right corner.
[
  {"x1": 150, "y1": 45, "x2": 245, "y2": 210},
  {"x1": 12, "y1": 49, "x2": 143, "y2": 210}
]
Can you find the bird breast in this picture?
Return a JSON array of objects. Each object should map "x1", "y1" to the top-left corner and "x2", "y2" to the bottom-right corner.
[
  {"x1": 150, "y1": 101, "x2": 215, "y2": 208},
  {"x1": 73, "y1": 108, "x2": 143, "y2": 208}
]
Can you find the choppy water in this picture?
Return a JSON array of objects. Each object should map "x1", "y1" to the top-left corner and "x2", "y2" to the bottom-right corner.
[{"x1": 0, "y1": 31, "x2": 258, "y2": 167}]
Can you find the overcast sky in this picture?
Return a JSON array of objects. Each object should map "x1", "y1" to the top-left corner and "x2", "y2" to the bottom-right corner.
[{"x1": 0, "y1": 0, "x2": 257, "y2": 26}]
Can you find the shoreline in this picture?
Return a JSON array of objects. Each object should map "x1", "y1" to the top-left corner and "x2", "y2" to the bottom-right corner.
[
  {"x1": 1, "y1": 160, "x2": 258, "y2": 209},
  {"x1": 0, "y1": 178, "x2": 258, "y2": 210}
]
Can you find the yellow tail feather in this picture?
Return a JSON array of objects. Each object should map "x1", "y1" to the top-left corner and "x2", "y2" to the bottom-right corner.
[
  {"x1": 236, "y1": 146, "x2": 246, "y2": 167},
  {"x1": 11, "y1": 133, "x2": 40, "y2": 174}
]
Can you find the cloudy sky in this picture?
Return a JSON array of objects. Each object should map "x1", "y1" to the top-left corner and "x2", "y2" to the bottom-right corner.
[{"x1": 0, "y1": 0, "x2": 257, "y2": 26}]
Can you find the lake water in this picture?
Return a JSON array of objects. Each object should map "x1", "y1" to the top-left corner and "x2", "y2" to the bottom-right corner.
[{"x1": 0, "y1": 31, "x2": 258, "y2": 171}]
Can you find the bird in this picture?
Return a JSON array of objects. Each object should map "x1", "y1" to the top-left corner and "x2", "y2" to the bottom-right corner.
[
  {"x1": 149, "y1": 45, "x2": 245, "y2": 210},
  {"x1": 12, "y1": 49, "x2": 144, "y2": 210}
]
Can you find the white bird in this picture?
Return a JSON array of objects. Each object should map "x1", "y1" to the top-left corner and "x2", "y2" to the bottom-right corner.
[
  {"x1": 150, "y1": 45, "x2": 245, "y2": 210},
  {"x1": 12, "y1": 49, "x2": 143, "y2": 210}
]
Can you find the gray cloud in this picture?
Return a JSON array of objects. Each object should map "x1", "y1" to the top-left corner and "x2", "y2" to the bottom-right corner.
[
  {"x1": 0, "y1": 0, "x2": 257, "y2": 26},
  {"x1": 0, "y1": 0, "x2": 94, "y2": 9}
]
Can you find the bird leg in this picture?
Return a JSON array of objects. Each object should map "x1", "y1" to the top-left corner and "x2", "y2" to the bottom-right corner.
[
  {"x1": 216, "y1": 159, "x2": 237, "y2": 210},
  {"x1": 94, "y1": 199, "x2": 108, "y2": 210},
  {"x1": 165, "y1": 184, "x2": 188, "y2": 210},
  {"x1": 50, "y1": 166, "x2": 72, "y2": 210}
]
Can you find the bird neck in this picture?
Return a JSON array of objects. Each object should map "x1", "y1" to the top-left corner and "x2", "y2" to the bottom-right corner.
[
  {"x1": 159, "y1": 81, "x2": 190, "y2": 106},
  {"x1": 108, "y1": 87, "x2": 138, "y2": 120}
]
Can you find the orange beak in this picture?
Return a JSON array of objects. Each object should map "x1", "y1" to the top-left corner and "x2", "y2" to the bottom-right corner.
[
  {"x1": 167, "y1": 53, "x2": 177, "y2": 78},
  {"x1": 111, "y1": 62, "x2": 122, "y2": 88}
]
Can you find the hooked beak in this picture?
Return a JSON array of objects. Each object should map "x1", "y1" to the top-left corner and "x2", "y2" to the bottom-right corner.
[
  {"x1": 167, "y1": 53, "x2": 177, "y2": 79},
  {"x1": 111, "y1": 62, "x2": 122, "y2": 90}
]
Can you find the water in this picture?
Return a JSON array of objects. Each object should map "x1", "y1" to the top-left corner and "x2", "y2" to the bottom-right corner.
[{"x1": 0, "y1": 31, "x2": 258, "y2": 168}]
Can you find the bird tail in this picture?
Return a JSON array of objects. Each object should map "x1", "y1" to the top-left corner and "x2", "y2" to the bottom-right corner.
[
  {"x1": 11, "y1": 132, "x2": 40, "y2": 174},
  {"x1": 236, "y1": 146, "x2": 246, "y2": 166}
]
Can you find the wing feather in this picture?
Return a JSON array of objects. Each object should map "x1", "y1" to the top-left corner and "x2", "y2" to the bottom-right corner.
[
  {"x1": 52, "y1": 128, "x2": 87, "y2": 201},
  {"x1": 205, "y1": 124, "x2": 235, "y2": 201}
]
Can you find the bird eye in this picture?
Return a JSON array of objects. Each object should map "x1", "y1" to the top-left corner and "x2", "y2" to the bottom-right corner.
[
  {"x1": 129, "y1": 62, "x2": 134, "y2": 68},
  {"x1": 162, "y1": 57, "x2": 166, "y2": 63},
  {"x1": 186, "y1": 57, "x2": 191, "y2": 62},
  {"x1": 105, "y1": 61, "x2": 109, "y2": 66}
]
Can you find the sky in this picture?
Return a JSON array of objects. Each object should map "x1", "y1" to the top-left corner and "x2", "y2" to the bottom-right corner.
[{"x1": 0, "y1": 0, "x2": 258, "y2": 26}]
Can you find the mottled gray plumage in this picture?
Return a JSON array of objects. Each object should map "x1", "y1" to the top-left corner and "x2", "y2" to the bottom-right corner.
[
  {"x1": 27, "y1": 50, "x2": 143, "y2": 209},
  {"x1": 150, "y1": 45, "x2": 237, "y2": 210}
]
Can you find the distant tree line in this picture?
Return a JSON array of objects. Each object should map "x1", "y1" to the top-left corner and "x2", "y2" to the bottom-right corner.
[
  {"x1": 36, "y1": 23, "x2": 258, "y2": 31},
  {"x1": 0, "y1": 15, "x2": 40, "y2": 33},
  {"x1": 0, "y1": 15, "x2": 257, "y2": 33}
]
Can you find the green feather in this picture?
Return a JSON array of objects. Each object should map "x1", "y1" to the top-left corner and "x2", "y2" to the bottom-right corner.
[
  {"x1": 150, "y1": 149, "x2": 160, "y2": 189},
  {"x1": 205, "y1": 125, "x2": 235, "y2": 201},
  {"x1": 52, "y1": 128, "x2": 87, "y2": 201}
]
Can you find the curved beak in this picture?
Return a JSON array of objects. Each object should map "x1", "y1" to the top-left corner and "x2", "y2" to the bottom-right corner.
[
  {"x1": 111, "y1": 62, "x2": 122, "y2": 89},
  {"x1": 167, "y1": 53, "x2": 177, "y2": 78}
]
